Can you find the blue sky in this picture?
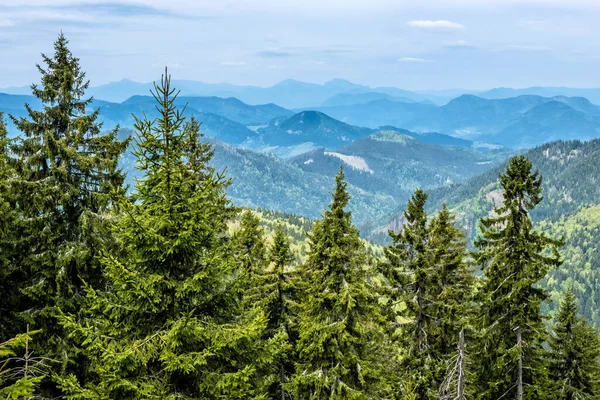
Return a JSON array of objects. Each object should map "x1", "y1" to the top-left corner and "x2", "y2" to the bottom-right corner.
[{"x1": 3, "y1": 0, "x2": 600, "y2": 90}]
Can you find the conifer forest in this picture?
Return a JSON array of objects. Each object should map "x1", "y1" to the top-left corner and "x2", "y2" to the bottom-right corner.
[{"x1": 2, "y1": 33, "x2": 600, "y2": 400}]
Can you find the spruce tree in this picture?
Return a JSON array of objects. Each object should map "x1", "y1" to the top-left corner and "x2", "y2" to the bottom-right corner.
[
  {"x1": 0, "y1": 112, "x2": 21, "y2": 341},
  {"x1": 473, "y1": 155, "x2": 562, "y2": 400},
  {"x1": 7, "y1": 33, "x2": 128, "y2": 375},
  {"x1": 291, "y1": 167, "x2": 389, "y2": 399},
  {"x1": 234, "y1": 210, "x2": 267, "y2": 288},
  {"x1": 382, "y1": 189, "x2": 434, "y2": 399},
  {"x1": 0, "y1": 330, "x2": 44, "y2": 398},
  {"x1": 428, "y1": 205, "x2": 474, "y2": 399},
  {"x1": 57, "y1": 69, "x2": 279, "y2": 399},
  {"x1": 253, "y1": 224, "x2": 299, "y2": 400},
  {"x1": 428, "y1": 205, "x2": 474, "y2": 355},
  {"x1": 549, "y1": 288, "x2": 600, "y2": 400}
]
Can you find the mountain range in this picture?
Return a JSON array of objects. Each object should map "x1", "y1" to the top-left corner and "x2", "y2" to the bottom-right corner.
[{"x1": 0, "y1": 78, "x2": 445, "y2": 108}]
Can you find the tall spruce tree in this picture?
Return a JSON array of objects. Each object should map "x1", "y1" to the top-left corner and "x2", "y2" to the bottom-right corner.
[
  {"x1": 383, "y1": 189, "x2": 435, "y2": 399},
  {"x1": 57, "y1": 69, "x2": 279, "y2": 400},
  {"x1": 428, "y1": 205, "x2": 475, "y2": 400},
  {"x1": 253, "y1": 224, "x2": 299, "y2": 400},
  {"x1": 427, "y1": 204, "x2": 474, "y2": 358},
  {"x1": 549, "y1": 288, "x2": 600, "y2": 400},
  {"x1": 291, "y1": 167, "x2": 390, "y2": 399},
  {"x1": 0, "y1": 112, "x2": 21, "y2": 341},
  {"x1": 473, "y1": 155, "x2": 562, "y2": 400},
  {"x1": 7, "y1": 33, "x2": 128, "y2": 375}
]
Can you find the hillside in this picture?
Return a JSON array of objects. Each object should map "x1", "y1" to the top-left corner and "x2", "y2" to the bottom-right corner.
[
  {"x1": 255, "y1": 110, "x2": 372, "y2": 148},
  {"x1": 379, "y1": 139, "x2": 600, "y2": 327},
  {"x1": 290, "y1": 130, "x2": 508, "y2": 200}
]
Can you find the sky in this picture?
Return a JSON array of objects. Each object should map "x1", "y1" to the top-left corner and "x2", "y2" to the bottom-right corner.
[{"x1": 3, "y1": 0, "x2": 600, "y2": 90}]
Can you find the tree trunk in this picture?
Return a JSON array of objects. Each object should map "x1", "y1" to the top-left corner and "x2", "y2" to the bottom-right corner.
[
  {"x1": 516, "y1": 325, "x2": 523, "y2": 400},
  {"x1": 457, "y1": 329, "x2": 466, "y2": 400}
]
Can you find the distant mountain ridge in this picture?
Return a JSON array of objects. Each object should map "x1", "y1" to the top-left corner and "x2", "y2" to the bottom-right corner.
[
  {"x1": 1, "y1": 78, "x2": 448, "y2": 107},
  {"x1": 312, "y1": 94, "x2": 600, "y2": 147}
]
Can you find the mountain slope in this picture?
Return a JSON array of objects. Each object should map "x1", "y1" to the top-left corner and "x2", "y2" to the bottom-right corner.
[
  {"x1": 256, "y1": 110, "x2": 372, "y2": 148},
  {"x1": 321, "y1": 92, "x2": 417, "y2": 107},
  {"x1": 290, "y1": 130, "x2": 509, "y2": 205},
  {"x1": 121, "y1": 95, "x2": 292, "y2": 125},
  {"x1": 376, "y1": 139, "x2": 600, "y2": 327},
  {"x1": 495, "y1": 101, "x2": 600, "y2": 147},
  {"x1": 311, "y1": 94, "x2": 600, "y2": 147}
]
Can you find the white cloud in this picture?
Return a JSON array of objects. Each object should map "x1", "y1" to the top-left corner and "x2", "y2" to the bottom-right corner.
[
  {"x1": 407, "y1": 20, "x2": 465, "y2": 29},
  {"x1": 398, "y1": 57, "x2": 431, "y2": 62}
]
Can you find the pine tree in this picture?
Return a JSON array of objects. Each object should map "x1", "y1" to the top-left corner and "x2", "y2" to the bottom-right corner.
[
  {"x1": 291, "y1": 167, "x2": 390, "y2": 399},
  {"x1": 7, "y1": 33, "x2": 128, "y2": 376},
  {"x1": 57, "y1": 69, "x2": 279, "y2": 399},
  {"x1": 549, "y1": 288, "x2": 600, "y2": 400},
  {"x1": 473, "y1": 155, "x2": 562, "y2": 400}
]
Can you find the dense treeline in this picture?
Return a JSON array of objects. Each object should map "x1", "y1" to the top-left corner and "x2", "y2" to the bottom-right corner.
[{"x1": 2, "y1": 34, "x2": 600, "y2": 399}]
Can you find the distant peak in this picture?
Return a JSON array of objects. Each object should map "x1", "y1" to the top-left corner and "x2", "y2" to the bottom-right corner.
[{"x1": 324, "y1": 78, "x2": 354, "y2": 85}]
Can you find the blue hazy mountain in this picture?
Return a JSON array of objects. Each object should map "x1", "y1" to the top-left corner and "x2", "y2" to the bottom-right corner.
[
  {"x1": 255, "y1": 111, "x2": 372, "y2": 148},
  {"x1": 480, "y1": 87, "x2": 600, "y2": 104},
  {"x1": 313, "y1": 94, "x2": 600, "y2": 147},
  {"x1": 0, "y1": 78, "x2": 444, "y2": 108},
  {"x1": 0, "y1": 93, "x2": 292, "y2": 145},
  {"x1": 320, "y1": 92, "x2": 421, "y2": 107}
]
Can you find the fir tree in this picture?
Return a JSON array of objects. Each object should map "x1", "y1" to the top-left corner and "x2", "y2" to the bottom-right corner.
[
  {"x1": 7, "y1": 33, "x2": 128, "y2": 377},
  {"x1": 57, "y1": 69, "x2": 279, "y2": 399},
  {"x1": 473, "y1": 155, "x2": 562, "y2": 400},
  {"x1": 549, "y1": 288, "x2": 600, "y2": 400},
  {"x1": 291, "y1": 167, "x2": 390, "y2": 399}
]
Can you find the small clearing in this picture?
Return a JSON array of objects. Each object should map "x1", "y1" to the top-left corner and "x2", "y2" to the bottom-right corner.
[{"x1": 324, "y1": 152, "x2": 374, "y2": 174}]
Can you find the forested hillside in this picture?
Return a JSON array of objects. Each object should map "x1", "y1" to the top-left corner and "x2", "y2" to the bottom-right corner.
[
  {"x1": 3, "y1": 34, "x2": 600, "y2": 400},
  {"x1": 381, "y1": 139, "x2": 600, "y2": 327}
]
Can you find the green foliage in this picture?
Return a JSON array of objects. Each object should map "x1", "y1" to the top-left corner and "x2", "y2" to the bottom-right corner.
[
  {"x1": 4, "y1": 34, "x2": 128, "y2": 394},
  {"x1": 548, "y1": 289, "x2": 600, "y2": 400},
  {"x1": 473, "y1": 155, "x2": 562, "y2": 400},
  {"x1": 539, "y1": 205, "x2": 600, "y2": 327},
  {"x1": 382, "y1": 193, "x2": 474, "y2": 399},
  {"x1": 234, "y1": 210, "x2": 267, "y2": 278},
  {"x1": 291, "y1": 168, "x2": 391, "y2": 399},
  {"x1": 0, "y1": 330, "x2": 44, "y2": 399},
  {"x1": 56, "y1": 70, "x2": 279, "y2": 399},
  {"x1": 250, "y1": 224, "x2": 300, "y2": 399},
  {"x1": 0, "y1": 112, "x2": 22, "y2": 341},
  {"x1": 384, "y1": 189, "x2": 433, "y2": 399}
]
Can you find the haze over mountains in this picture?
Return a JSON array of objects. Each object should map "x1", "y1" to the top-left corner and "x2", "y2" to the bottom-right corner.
[{"x1": 3, "y1": 76, "x2": 600, "y2": 233}]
